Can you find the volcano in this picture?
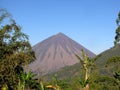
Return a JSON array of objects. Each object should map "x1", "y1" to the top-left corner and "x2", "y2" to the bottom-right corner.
[{"x1": 29, "y1": 33, "x2": 95, "y2": 75}]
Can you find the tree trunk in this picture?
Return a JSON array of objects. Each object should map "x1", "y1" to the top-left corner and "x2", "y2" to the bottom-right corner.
[{"x1": 84, "y1": 68, "x2": 89, "y2": 90}]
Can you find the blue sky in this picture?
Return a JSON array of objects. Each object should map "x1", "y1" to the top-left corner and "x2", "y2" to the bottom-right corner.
[{"x1": 0, "y1": 0, "x2": 120, "y2": 54}]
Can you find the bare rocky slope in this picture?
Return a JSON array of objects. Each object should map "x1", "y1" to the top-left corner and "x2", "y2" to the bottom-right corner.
[{"x1": 28, "y1": 33, "x2": 95, "y2": 76}]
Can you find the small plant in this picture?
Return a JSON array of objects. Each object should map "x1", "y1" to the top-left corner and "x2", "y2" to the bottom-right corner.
[
  {"x1": 52, "y1": 74, "x2": 60, "y2": 90},
  {"x1": 40, "y1": 79, "x2": 44, "y2": 90},
  {"x1": 79, "y1": 78, "x2": 89, "y2": 88},
  {"x1": 17, "y1": 71, "x2": 40, "y2": 90}
]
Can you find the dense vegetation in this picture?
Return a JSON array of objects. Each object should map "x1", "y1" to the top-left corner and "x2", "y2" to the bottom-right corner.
[
  {"x1": 114, "y1": 11, "x2": 120, "y2": 45},
  {"x1": 0, "y1": 9, "x2": 40, "y2": 90},
  {"x1": 0, "y1": 9, "x2": 120, "y2": 90}
]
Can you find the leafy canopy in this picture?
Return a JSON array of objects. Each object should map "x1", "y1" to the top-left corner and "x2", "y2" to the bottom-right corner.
[
  {"x1": 0, "y1": 9, "x2": 35, "y2": 89},
  {"x1": 114, "y1": 11, "x2": 120, "y2": 45}
]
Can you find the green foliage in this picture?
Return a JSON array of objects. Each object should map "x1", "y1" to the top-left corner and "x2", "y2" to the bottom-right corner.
[
  {"x1": 114, "y1": 71, "x2": 120, "y2": 81},
  {"x1": 116, "y1": 11, "x2": 120, "y2": 26},
  {"x1": 40, "y1": 81, "x2": 44, "y2": 90},
  {"x1": 76, "y1": 50, "x2": 97, "y2": 90},
  {"x1": 52, "y1": 74, "x2": 60, "y2": 90},
  {"x1": 0, "y1": 9, "x2": 11, "y2": 24},
  {"x1": 52, "y1": 74, "x2": 58, "y2": 85},
  {"x1": 17, "y1": 71, "x2": 41, "y2": 90},
  {"x1": 79, "y1": 78, "x2": 89, "y2": 88},
  {"x1": 57, "y1": 80, "x2": 69, "y2": 89},
  {"x1": 1, "y1": 84, "x2": 8, "y2": 90},
  {"x1": 95, "y1": 44, "x2": 120, "y2": 75},
  {"x1": 106, "y1": 56, "x2": 120, "y2": 65},
  {"x1": 0, "y1": 9, "x2": 35, "y2": 89},
  {"x1": 114, "y1": 11, "x2": 120, "y2": 45},
  {"x1": 89, "y1": 74, "x2": 120, "y2": 90},
  {"x1": 105, "y1": 56, "x2": 120, "y2": 86},
  {"x1": 76, "y1": 50, "x2": 96, "y2": 75},
  {"x1": 105, "y1": 56, "x2": 120, "y2": 76}
]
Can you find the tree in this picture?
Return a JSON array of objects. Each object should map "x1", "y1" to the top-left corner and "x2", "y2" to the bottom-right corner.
[
  {"x1": 76, "y1": 50, "x2": 96, "y2": 90},
  {"x1": 0, "y1": 9, "x2": 35, "y2": 89},
  {"x1": 114, "y1": 11, "x2": 120, "y2": 45}
]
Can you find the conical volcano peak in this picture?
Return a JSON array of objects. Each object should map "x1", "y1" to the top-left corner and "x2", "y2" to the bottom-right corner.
[
  {"x1": 55, "y1": 32, "x2": 67, "y2": 37},
  {"x1": 56, "y1": 32, "x2": 64, "y2": 35},
  {"x1": 29, "y1": 33, "x2": 96, "y2": 75},
  {"x1": 52, "y1": 32, "x2": 69, "y2": 42}
]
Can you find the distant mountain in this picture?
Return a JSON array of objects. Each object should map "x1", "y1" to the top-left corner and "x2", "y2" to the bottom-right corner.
[{"x1": 28, "y1": 33, "x2": 95, "y2": 76}]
